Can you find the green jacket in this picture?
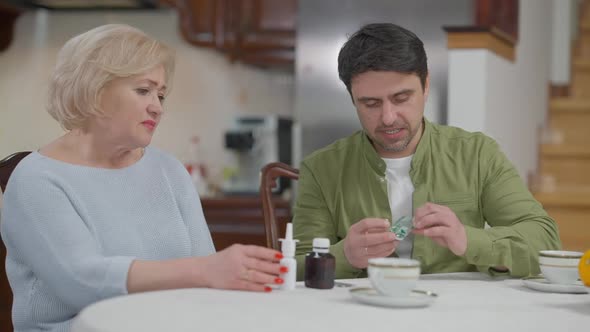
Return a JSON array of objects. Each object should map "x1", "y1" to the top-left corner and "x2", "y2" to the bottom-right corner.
[{"x1": 293, "y1": 119, "x2": 561, "y2": 280}]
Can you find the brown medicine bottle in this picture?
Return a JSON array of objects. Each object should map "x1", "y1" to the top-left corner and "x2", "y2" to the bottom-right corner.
[{"x1": 304, "y1": 238, "x2": 335, "y2": 289}]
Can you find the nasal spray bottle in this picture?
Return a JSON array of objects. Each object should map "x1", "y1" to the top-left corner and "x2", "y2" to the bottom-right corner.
[{"x1": 279, "y1": 223, "x2": 298, "y2": 290}]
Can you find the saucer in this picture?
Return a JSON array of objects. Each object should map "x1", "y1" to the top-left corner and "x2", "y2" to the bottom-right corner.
[
  {"x1": 349, "y1": 287, "x2": 437, "y2": 308},
  {"x1": 522, "y1": 276, "x2": 588, "y2": 294}
]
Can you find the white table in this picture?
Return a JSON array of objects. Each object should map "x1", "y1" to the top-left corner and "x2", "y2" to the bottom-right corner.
[{"x1": 71, "y1": 273, "x2": 590, "y2": 332}]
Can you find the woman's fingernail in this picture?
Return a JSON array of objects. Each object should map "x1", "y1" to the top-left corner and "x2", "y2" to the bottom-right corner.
[
  {"x1": 275, "y1": 253, "x2": 284, "y2": 260},
  {"x1": 280, "y1": 266, "x2": 289, "y2": 273},
  {"x1": 275, "y1": 278, "x2": 284, "y2": 285},
  {"x1": 264, "y1": 286, "x2": 272, "y2": 292}
]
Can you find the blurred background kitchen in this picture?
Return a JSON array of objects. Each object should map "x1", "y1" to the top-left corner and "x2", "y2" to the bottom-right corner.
[{"x1": 0, "y1": 0, "x2": 588, "y2": 253}]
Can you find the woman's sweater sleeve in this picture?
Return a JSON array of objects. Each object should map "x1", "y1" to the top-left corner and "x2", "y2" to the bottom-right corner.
[{"x1": 1, "y1": 173, "x2": 135, "y2": 312}]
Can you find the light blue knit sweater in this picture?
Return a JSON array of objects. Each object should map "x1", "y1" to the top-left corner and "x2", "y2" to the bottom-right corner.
[{"x1": 1, "y1": 147, "x2": 215, "y2": 332}]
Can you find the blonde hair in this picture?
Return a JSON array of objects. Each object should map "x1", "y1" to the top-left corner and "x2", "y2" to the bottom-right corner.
[{"x1": 47, "y1": 24, "x2": 175, "y2": 130}]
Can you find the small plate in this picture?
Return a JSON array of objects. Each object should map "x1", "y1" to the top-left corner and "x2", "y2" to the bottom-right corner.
[
  {"x1": 522, "y1": 277, "x2": 588, "y2": 294},
  {"x1": 349, "y1": 287, "x2": 437, "y2": 308}
]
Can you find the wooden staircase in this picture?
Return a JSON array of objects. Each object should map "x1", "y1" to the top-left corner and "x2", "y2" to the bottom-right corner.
[{"x1": 533, "y1": 0, "x2": 590, "y2": 252}]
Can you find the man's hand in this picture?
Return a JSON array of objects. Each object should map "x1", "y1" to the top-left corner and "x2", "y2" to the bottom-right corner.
[
  {"x1": 412, "y1": 202, "x2": 467, "y2": 256},
  {"x1": 343, "y1": 218, "x2": 399, "y2": 269}
]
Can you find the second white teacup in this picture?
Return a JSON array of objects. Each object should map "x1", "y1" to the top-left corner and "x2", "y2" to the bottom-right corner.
[
  {"x1": 539, "y1": 250, "x2": 583, "y2": 285},
  {"x1": 368, "y1": 257, "x2": 421, "y2": 297}
]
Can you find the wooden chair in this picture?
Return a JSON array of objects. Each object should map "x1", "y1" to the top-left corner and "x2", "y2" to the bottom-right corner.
[
  {"x1": 0, "y1": 151, "x2": 31, "y2": 332},
  {"x1": 0, "y1": 152, "x2": 31, "y2": 193},
  {"x1": 259, "y1": 162, "x2": 299, "y2": 250}
]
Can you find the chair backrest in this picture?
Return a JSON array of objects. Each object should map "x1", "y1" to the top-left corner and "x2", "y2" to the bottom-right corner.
[
  {"x1": 0, "y1": 151, "x2": 31, "y2": 332},
  {"x1": 0, "y1": 152, "x2": 31, "y2": 193},
  {"x1": 260, "y1": 162, "x2": 299, "y2": 250}
]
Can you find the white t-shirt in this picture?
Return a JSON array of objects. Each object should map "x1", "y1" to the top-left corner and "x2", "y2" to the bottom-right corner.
[{"x1": 382, "y1": 155, "x2": 415, "y2": 258}]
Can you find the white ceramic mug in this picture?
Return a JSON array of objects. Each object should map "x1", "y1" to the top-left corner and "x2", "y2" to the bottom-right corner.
[{"x1": 368, "y1": 257, "x2": 420, "y2": 297}]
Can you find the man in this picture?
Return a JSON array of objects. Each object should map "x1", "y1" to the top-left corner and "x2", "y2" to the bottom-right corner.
[{"x1": 292, "y1": 23, "x2": 560, "y2": 280}]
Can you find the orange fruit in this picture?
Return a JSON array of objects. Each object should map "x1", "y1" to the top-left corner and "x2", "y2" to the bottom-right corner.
[{"x1": 579, "y1": 250, "x2": 590, "y2": 286}]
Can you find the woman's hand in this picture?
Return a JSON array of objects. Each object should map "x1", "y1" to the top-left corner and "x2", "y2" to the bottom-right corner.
[{"x1": 200, "y1": 244, "x2": 286, "y2": 292}]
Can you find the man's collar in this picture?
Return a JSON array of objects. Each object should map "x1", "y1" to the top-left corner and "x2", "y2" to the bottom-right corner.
[{"x1": 413, "y1": 117, "x2": 431, "y2": 165}]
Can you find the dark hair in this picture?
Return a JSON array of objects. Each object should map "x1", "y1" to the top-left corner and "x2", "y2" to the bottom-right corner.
[{"x1": 338, "y1": 23, "x2": 428, "y2": 96}]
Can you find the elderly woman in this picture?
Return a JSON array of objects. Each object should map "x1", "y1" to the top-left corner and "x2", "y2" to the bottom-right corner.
[{"x1": 1, "y1": 24, "x2": 285, "y2": 332}]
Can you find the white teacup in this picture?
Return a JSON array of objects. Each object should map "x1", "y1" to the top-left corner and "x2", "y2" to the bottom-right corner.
[
  {"x1": 368, "y1": 257, "x2": 421, "y2": 297},
  {"x1": 539, "y1": 250, "x2": 583, "y2": 285}
]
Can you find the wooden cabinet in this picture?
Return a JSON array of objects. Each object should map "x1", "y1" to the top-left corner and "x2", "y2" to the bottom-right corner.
[
  {"x1": 475, "y1": 0, "x2": 518, "y2": 42},
  {"x1": 444, "y1": 0, "x2": 519, "y2": 61},
  {"x1": 233, "y1": 0, "x2": 297, "y2": 66},
  {"x1": 174, "y1": 0, "x2": 297, "y2": 67},
  {"x1": 201, "y1": 196, "x2": 291, "y2": 250},
  {"x1": 176, "y1": 0, "x2": 227, "y2": 49}
]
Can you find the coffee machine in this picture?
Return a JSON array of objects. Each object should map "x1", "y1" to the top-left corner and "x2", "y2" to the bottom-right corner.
[{"x1": 222, "y1": 115, "x2": 293, "y2": 195}]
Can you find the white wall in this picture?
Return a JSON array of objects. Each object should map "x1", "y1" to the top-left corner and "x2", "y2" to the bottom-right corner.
[
  {"x1": 447, "y1": 50, "x2": 488, "y2": 132},
  {"x1": 551, "y1": 0, "x2": 574, "y2": 85},
  {"x1": 448, "y1": 0, "x2": 553, "y2": 180},
  {"x1": 0, "y1": 9, "x2": 294, "y2": 175}
]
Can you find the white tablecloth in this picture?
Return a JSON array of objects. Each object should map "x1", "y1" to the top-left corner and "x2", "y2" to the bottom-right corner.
[{"x1": 71, "y1": 273, "x2": 590, "y2": 332}]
